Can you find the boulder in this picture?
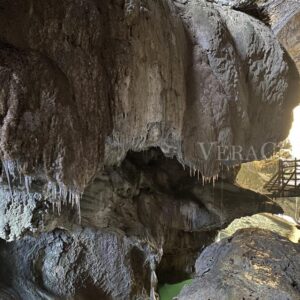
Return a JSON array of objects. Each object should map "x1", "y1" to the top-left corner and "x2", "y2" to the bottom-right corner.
[{"x1": 178, "y1": 228, "x2": 300, "y2": 300}]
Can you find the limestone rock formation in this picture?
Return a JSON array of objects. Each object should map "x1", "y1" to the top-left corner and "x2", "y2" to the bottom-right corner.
[
  {"x1": 0, "y1": 0, "x2": 299, "y2": 299},
  {"x1": 211, "y1": 0, "x2": 300, "y2": 70},
  {"x1": 0, "y1": 0, "x2": 298, "y2": 199},
  {"x1": 178, "y1": 228, "x2": 300, "y2": 300},
  {"x1": 0, "y1": 149, "x2": 283, "y2": 298},
  {"x1": 0, "y1": 228, "x2": 154, "y2": 300}
]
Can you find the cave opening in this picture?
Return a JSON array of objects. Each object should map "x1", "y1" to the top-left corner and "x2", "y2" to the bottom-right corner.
[{"x1": 288, "y1": 106, "x2": 300, "y2": 159}]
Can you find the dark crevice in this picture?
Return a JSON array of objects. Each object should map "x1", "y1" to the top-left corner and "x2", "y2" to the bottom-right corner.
[{"x1": 233, "y1": 4, "x2": 270, "y2": 26}]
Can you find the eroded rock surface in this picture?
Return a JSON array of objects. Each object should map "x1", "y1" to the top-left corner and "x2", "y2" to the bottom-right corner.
[
  {"x1": 0, "y1": 0, "x2": 297, "y2": 198},
  {"x1": 210, "y1": 0, "x2": 300, "y2": 31},
  {"x1": 0, "y1": 0, "x2": 299, "y2": 299},
  {"x1": 0, "y1": 228, "x2": 155, "y2": 300},
  {"x1": 178, "y1": 228, "x2": 300, "y2": 300},
  {"x1": 211, "y1": 0, "x2": 300, "y2": 70},
  {"x1": 0, "y1": 149, "x2": 283, "y2": 298}
]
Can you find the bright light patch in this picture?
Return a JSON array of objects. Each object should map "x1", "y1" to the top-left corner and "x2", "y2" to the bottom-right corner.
[{"x1": 289, "y1": 106, "x2": 300, "y2": 158}]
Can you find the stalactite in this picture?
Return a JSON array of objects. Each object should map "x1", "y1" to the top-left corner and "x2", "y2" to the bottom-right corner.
[
  {"x1": 46, "y1": 181, "x2": 82, "y2": 222},
  {"x1": 24, "y1": 175, "x2": 32, "y2": 194},
  {"x1": 149, "y1": 259, "x2": 158, "y2": 300},
  {"x1": 2, "y1": 160, "x2": 13, "y2": 198}
]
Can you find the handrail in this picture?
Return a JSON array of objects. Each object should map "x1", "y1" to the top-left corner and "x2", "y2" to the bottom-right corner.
[
  {"x1": 264, "y1": 158, "x2": 300, "y2": 198},
  {"x1": 280, "y1": 159, "x2": 300, "y2": 162},
  {"x1": 264, "y1": 172, "x2": 279, "y2": 186},
  {"x1": 278, "y1": 171, "x2": 294, "y2": 196}
]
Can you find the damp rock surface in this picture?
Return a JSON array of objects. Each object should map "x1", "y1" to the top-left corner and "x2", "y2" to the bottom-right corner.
[
  {"x1": 178, "y1": 228, "x2": 300, "y2": 300},
  {"x1": 0, "y1": 0, "x2": 297, "y2": 243},
  {"x1": 0, "y1": 0, "x2": 297, "y2": 198}
]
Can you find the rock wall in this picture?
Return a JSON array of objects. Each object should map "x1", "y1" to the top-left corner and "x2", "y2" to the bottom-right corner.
[
  {"x1": 0, "y1": 0, "x2": 299, "y2": 299},
  {"x1": 211, "y1": 0, "x2": 300, "y2": 71},
  {"x1": 0, "y1": 149, "x2": 281, "y2": 299},
  {"x1": 0, "y1": 0, "x2": 298, "y2": 197},
  {"x1": 0, "y1": 228, "x2": 159, "y2": 300},
  {"x1": 0, "y1": 149, "x2": 283, "y2": 299}
]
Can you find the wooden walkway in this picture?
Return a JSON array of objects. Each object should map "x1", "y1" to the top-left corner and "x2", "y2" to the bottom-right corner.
[{"x1": 264, "y1": 159, "x2": 300, "y2": 198}]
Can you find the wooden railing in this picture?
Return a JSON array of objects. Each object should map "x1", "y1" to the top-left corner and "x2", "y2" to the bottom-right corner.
[{"x1": 264, "y1": 159, "x2": 300, "y2": 198}]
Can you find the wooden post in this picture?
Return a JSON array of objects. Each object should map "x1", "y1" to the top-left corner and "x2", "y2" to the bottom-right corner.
[
  {"x1": 280, "y1": 159, "x2": 283, "y2": 197},
  {"x1": 295, "y1": 158, "x2": 297, "y2": 189}
]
